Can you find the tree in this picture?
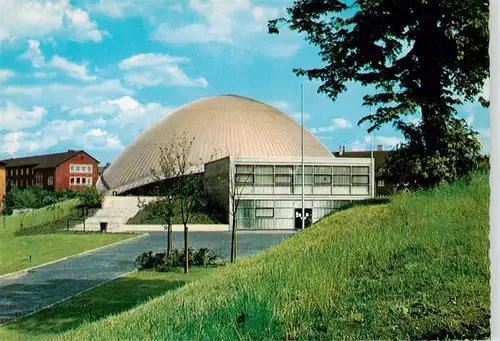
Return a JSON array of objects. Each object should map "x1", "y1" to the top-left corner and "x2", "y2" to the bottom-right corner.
[
  {"x1": 168, "y1": 133, "x2": 203, "y2": 274},
  {"x1": 268, "y1": 0, "x2": 489, "y2": 188}
]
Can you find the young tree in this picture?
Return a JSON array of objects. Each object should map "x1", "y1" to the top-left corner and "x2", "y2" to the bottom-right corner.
[
  {"x1": 228, "y1": 161, "x2": 254, "y2": 263},
  {"x1": 268, "y1": 0, "x2": 489, "y2": 188}
]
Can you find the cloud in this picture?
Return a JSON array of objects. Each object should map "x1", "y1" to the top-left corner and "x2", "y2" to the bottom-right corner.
[
  {"x1": 82, "y1": 128, "x2": 123, "y2": 150},
  {"x1": 4, "y1": 80, "x2": 133, "y2": 107},
  {"x1": 150, "y1": 0, "x2": 280, "y2": 44},
  {"x1": 88, "y1": 0, "x2": 176, "y2": 19},
  {"x1": 20, "y1": 40, "x2": 45, "y2": 68},
  {"x1": 0, "y1": 69, "x2": 16, "y2": 82},
  {"x1": 1, "y1": 0, "x2": 108, "y2": 42},
  {"x1": 267, "y1": 100, "x2": 311, "y2": 122},
  {"x1": 310, "y1": 118, "x2": 353, "y2": 134},
  {"x1": 349, "y1": 134, "x2": 405, "y2": 152},
  {"x1": 118, "y1": 53, "x2": 208, "y2": 88},
  {"x1": 49, "y1": 55, "x2": 97, "y2": 82},
  {"x1": 481, "y1": 78, "x2": 489, "y2": 101},
  {"x1": 350, "y1": 140, "x2": 367, "y2": 152},
  {"x1": 1, "y1": 102, "x2": 47, "y2": 131},
  {"x1": 34, "y1": 71, "x2": 56, "y2": 79}
]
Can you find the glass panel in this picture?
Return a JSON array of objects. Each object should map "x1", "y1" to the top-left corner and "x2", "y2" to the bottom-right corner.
[
  {"x1": 315, "y1": 166, "x2": 332, "y2": 174},
  {"x1": 255, "y1": 166, "x2": 273, "y2": 175},
  {"x1": 351, "y1": 185, "x2": 369, "y2": 195},
  {"x1": 274, "y1": 186, "x2": 292, "y2": 194},
  {"x1": 239, "y1": 200, "x2": 255, "y2": 208},
  {"x1": 236, "y1": 165, "x2": 254, "y2": 173},
  {"x1": 237, "y1": 207, "x2": 255, "y2": 218},
  {"x1": 255, "y1": 200, "x2": 274, "y2": 208},
  {"x1": 238, "y1": 218, "x2": 254, "y2": 229},
  {"x1": 236, "y1": 174, "x2": 254, "y2": 184},
  {"x1": 332, "y1": 186, "x2": 350, "y2": 194},
  {"x1": 294, "y1": 201, "x2": 313, "y2": 209},
  {"x1": 256, "y1": 208, "x2": 274, "y2": 218},
  {"x1": 275, "y1": 166, "x2": 293, "y2": 174},
  {"x1": 314, "y1": 174, "x2": 332, "y2": 185},
  {"x1": 304, "y1": 175, "x2": 314, "y2": 185},
  {"x1": 294, "y1": 166, "x2": 314, "y2": 174},
  {"x1": 352, "y1": 175, "x2": 369, "y2": 184},
  {"x1": 274, "y1": 200, "x2": 293, "y2": 208},
  {"x1": 255, "y1": 174, "x2": 274, "y2": 185},
  {"x1": 333, "y1": 166, "x2": 351, "y2": 174},
  {"x1": 333, "y1": 175, "x2": 351, "y2": 185},
  {"x1": 352, "y1": 166, "x2": 369, "y2": 175},
  {"x1": 275, "y1": 174, "x2": 292, "y2": 185}
]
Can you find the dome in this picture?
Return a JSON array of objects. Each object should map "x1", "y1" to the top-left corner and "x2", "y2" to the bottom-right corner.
[{"x1": 99, "y1": 95, "x2": 333, "y2": 193}]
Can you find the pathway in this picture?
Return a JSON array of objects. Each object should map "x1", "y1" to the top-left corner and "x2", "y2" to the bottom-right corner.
[{"x1": 0, "y1": 231, "x2": 295, "y2": 325}]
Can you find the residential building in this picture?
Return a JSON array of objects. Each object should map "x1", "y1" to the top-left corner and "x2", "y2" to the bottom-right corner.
[
  {"x1": 0, "y1": 161, "x2": 6, "y2": 209},
  {"x1": 2, "y1": 150, "x2": 99, "y2": 191}
]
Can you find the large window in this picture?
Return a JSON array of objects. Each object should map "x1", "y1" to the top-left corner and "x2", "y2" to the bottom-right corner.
[
  {"x1": 254, "y1": 166, "x2": 274, "y2": 186},
  {"x1": 235, "y1": 165, "x2": 254, "y2": 185},
  {"x1": 48, "y1": 176, "x2": 54, "y2": 186},
  {"x1": 70, "y1": 164, "x2": 93, "y2": 174}
]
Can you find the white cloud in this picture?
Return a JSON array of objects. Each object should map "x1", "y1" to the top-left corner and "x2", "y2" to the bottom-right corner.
[
  {"x1": 310, "y1": 118, "x2": 353, "y2": 134},
  {"x1": 88, "y1": 0, "x2": 175, "y2": 19},
  {"x1": 118, "y1": 53, "x2": 208, "y2": 88},
  {"x1": 465, "y1": 114, "x2": 475, "y2": 126},
  {"x1": 481, "y1": 78, "x2": 489, "y2": 101},
  {"x1": 34, "y1": 71, "x2": 56, "y2": 79},
  {"x1": 0, "y1": 69, "x2": 16, "y2": 82},
  {"x1": 350, "y1": 140, "x2": 367, "y2": 152},
  {"x1": 4, "y1": 80, "x2": 133, "y2": 106},
  {"x1": 82, "y1": 128, "x2": 123, "y2": 150},
  {"x1": 150, "y1": 0, "x2": 281, "y2": 44},
  {"x1": 0, "y1": 102, "x2": 47, "y2": 131},
  {"x1": 267, "y1": 100, "x2": 311, "y2": 122},
  {"x1": 1, "y1": 0, "x2": 107, "y2": 42},
  {"x1": 20, "y1": 40, "x2": 45, "y2": 68},
  {"x1": 292, "y1": 113, "x2": 311, "y2": 122},
  {"x1": 49, "y1": 55, "x2": 97, "y2": 82}
]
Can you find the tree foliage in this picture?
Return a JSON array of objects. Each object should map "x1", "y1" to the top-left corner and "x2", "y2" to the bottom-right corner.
[{"x1": 269, "y1": 0, "x2": 489, "y2": 188}]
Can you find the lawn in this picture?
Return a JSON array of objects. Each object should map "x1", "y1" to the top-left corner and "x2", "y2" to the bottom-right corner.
[
  {"x1": 0, "y1": 268, "x2": 212, "y2": 340},
  {"x1": 0, "y1": 200, "x2": 135, "y2": 276},
  {"x1": 41, "y1": 172, "x2": 489, "y2": 340},
  {"x1": 127, "y1": 198, "x2": 224, "y2": 225}
]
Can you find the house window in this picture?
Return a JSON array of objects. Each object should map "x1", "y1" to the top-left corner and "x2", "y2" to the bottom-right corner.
[
  {"x1": 70, "y1": 177, "x2": 75, "y2": 185},
  {"x1": 48, "y1": 176, "x2": 54, "y2": 186},
  {"x1": 275, "y1": 174, "x2": 292, "y2": 185},
  {"x1": 10, "y1": 169, "x2": 13, "y2": 176},
  {"x1": 76, "y1": 177, "x2": 81, "y2": 184},
  {"x1": 352, "y1": 175, "x2": 369, "y2": 185},
  {"x1": 26, "y1": 168, "x2": 29, "y2": 175},
  {"x1": 15, "y1": 180, "x2": 18, "y2": 187},
  {"x1": 87, "y1": 165, "x2": 92, "y2": 173},
  {"x1": 70, "y1": 165, "x2": 75, "y2": 173},
  {"x1": 16, "y1": 169, "x2": 18, "y2": 176},
  {"x1": 82, "y1": 177, "x2": 86, "y2": 185},
  {"x1": 76, "y1": 166, "x2": 81, "y2": 172},
  {"x1": 21, "y1": 180, "x2": 24, "y2": 186},
  {"x1": 314, "y1": 174, "x2": 332, "y2": 185},
  {"x1": 21, "y1": 168, "x2": 24, "y2": 175},
  {"x1": 32, "y1": 179, "x2": 34, "y2": 186},
  {"x1": 377, "y1": 179, "x2": 385, "y2": 187}
]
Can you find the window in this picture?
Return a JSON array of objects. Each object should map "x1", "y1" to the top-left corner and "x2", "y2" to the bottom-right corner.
[
  {"x1": 76, "y1": 166, "x2": 81, "y2": 172},
  {"x1": 275, "y1": 174, "x2": 292, "y2": 185},
  {"x1": 377, "y1": 179, "x2": 385, "y2": 187},
  {"x1": 82, "y1": 177, "x2": 86, "y2": 184},
  {"x1": 21, "y1": 180, "x2": 24, "y2": 186},
  {"x1": 333, "y1": 166, "x2": 350, "y2": 174},
  {"x1": 254, "y1": 166, "x2": 274, "y2": 186},
  {"x1": 256, "y1": 208, "x2": 274, "y2": 218},
  {"x1": 87, "y1": 165, "x2": 92, "y2": 173},
  {"x1": 70, "y1": 177, "x2": 75, "y2": 185},
  {"x1": 16, "y1": 169, "x2": 18, "y2": 176},
  {"x1": 70, "y1": 165, "x2": 75, "y2": 173},
  {"x1": 87, "y1": 177, "x2": 93, "y2": 185},
  {"x1": 15, "y1": 180, "x2": 18, "y2": 187},
  {"x1": 26, "y1": 168, "x2": 29, "y2": 175},
  {"x1": 48, "y1": 176, "x2": 54, "y2": 186},
  {"x1": 10, "y1": 169, "x2": 13, "y2": 176},
  {"x1": 352, "y1": 166, "x2": 369, "y2": 175},
  {"x1": 76, "y1": 177, "x2": 81, "y2": 184},
  {"x1": 314, "y1": 174, "x2": 332, "y2": 185},
  {"x1": 352, "y1": 175, "x2": 369, "y2": 185},
  {"x1": 21, "y1": 168, "x2": 24, "y2": 175},
  {"x1": 236, "y1": 173, "x2": 254, "y2": 184},
  {"x1": 333, "y1": 175, "x2": 351, "y2": 185},
  {"x1": 32, "y1": 179, "x2": 34, "y2": 186}
]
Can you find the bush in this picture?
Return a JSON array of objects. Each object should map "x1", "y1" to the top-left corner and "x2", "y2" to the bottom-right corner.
[
  {"x1": 2, "y1": 187, "x2": 78, "y2": 215},
  {"x1": 134, "y1": 248, "x2": 220, "y2": 272},
  {"x1": 77, "y1": 187, "x2": 104, "y2": 208}
]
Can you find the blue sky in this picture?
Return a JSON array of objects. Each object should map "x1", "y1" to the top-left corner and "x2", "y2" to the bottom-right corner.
[{"x1": 0, "y1": 0, "x2": 490, "y2": 165}]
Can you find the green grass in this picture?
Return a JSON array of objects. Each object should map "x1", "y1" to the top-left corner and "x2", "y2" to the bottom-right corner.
[
  {"x1": 0, "y1": 268, "x2": 212, "y2": 341},
  {"x1": 0, "y1": 199, "x2": 135, "y2": 275},
  {"x1": 0, "y1": 233, "x2": 134, "y2": 275},
  {"x1": 127, "y1": 198, "x2": 224, "y2": 225},
  {"x1": 6, "y1": 173, "x2": 493, "y2": 340}
]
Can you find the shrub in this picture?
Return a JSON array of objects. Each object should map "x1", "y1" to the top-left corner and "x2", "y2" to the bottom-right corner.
[
  {"x1": 134, "y1": 248, "x2": 220, "y2": 272},
  {"x1": 2, "y1": 187, "x2": 78, "y2": 215},
  {"x1": 77, "y1": 187, "x2": 104, "y2": 208}
]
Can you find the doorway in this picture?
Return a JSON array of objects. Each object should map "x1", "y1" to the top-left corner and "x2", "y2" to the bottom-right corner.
[{"x1": 295, "y1": 209, "x2": 313, "y2": 229}]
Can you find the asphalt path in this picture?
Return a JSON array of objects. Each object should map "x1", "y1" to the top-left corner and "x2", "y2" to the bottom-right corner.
[{"x1": 0, "y1": 231, "x2": 295, "y2": 324}]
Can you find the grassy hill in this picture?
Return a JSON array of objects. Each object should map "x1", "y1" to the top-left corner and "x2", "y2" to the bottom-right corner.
[{"x1": 42, "y1": 173, "x2": 490, "y2": 340}]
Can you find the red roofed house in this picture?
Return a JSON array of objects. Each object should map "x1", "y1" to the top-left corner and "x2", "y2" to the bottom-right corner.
[{"x1": 2, "y1": 150, "x2": 99, "y2": 191}]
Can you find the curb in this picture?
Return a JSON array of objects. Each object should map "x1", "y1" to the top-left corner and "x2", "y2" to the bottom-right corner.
[
  {"x1": 0, "y1": 233, "x2": 149, "y2": 280},
  {"x1": 0, "y1": 269, "x2": 139, "y2": 327}
]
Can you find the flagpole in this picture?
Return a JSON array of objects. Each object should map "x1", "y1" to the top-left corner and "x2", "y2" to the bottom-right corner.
[{"x1": 301, "y1": 83, "x2": 305, "y2": 230}]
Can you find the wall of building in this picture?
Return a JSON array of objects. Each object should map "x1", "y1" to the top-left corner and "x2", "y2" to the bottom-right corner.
[
  {"x1": 5, "y1": 165, "x2": 36, "y2": 189},
  {"x1": 55, "y1": 153, "x2": 99, "y2": 191},
  {"x1": 203, "y1": 157, "x2": 230, "y2": 222},
  {"x1": 33, "y1": 168, "x2": 56, "y2": 190}
]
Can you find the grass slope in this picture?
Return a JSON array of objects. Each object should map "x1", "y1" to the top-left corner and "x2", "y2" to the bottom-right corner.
[
  {"x1": 0, "y1": 269, "x2": 212, "y2": 341},
  {"x1": 45, "y1": 174, "x2": 491, "y2": 340}
]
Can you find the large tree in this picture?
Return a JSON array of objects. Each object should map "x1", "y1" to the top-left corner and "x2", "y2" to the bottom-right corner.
[{"x1": 269, "y1": 0, "x2": 489, "y2": 188}]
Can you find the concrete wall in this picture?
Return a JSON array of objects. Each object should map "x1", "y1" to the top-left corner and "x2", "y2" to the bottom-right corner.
[{"x1": 203, "y1": 156, "x2": 230, "y2": 223}]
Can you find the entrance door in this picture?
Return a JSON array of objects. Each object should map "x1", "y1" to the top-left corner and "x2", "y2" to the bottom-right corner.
[{"x1": 294, "y1": 209, "x2": 313, "y2": 229}]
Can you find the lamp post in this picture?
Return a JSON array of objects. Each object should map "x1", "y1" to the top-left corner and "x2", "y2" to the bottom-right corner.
[{"x1": 301, "y1": 83, "x2": 305, "y2": 230}]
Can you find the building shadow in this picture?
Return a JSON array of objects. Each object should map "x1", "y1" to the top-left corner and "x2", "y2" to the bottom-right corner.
[{"x1": 2, "y1": 275, "x2": 189, "y2": 336}]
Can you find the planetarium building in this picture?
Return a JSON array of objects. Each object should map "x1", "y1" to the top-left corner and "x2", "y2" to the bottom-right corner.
[{"x1": 98, "y1": 95, "x2": 374, "y2": 229}]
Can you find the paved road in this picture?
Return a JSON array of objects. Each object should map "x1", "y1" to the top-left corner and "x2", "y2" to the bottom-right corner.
[{"x1": 0, "y1": 231, "x2": 295, "y2": 324}]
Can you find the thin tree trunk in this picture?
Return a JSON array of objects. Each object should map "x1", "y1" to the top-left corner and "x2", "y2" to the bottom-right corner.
[
  {"x1": 184, "y1": 223, "x2": 189, "y2": 274},
  {"x1": 231, "y1": 217, "x2": 237, "y2": 262},
  {"x1": 167, "y1": 224, "x2": 173, "y2": 255}
]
